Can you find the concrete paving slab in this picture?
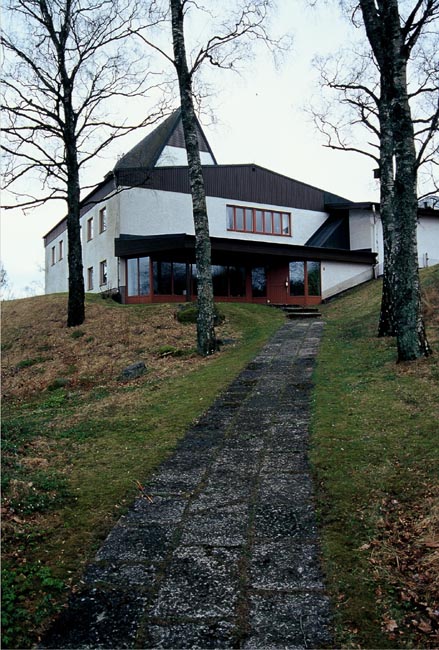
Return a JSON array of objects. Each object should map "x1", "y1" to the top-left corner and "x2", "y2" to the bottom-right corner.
[{"x1": 151, "y1": 546, "x2": 240, "y2": 620}]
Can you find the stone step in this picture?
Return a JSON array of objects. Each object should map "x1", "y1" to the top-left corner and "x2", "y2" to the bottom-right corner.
[{"x1": 286, "y1": 310, "x2": 321, "y2": 319}]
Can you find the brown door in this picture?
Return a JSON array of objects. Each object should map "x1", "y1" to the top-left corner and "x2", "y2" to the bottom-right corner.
[{"x1": 268, "y1": 266, "x2": 289, "y2": 304}]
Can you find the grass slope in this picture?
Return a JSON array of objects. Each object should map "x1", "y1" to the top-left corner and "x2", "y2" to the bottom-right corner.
[
  {"x1": 311, "y1": 266, "x2": 439, "y2": 649},
  {"x1": 1, "y1": 296, "x2": 284, "y2": 648}
]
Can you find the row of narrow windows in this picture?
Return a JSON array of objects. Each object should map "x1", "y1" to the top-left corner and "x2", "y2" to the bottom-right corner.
[
  {"x1": 127, "y1": 258, "x2": 321, "y2": 298},
  {"x1": 50, "y1": 206, "x2": 107, "y2": 265},
  {"x1": 51, "y1": 202, "x2": 291, "y2": 268}
]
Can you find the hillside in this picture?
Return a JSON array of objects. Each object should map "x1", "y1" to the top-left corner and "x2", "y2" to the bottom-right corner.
[
  {"x1": 1, "y1": 297, "x2": 284, "y2": 648},
  {"x1": 1, "y1": 270, "x2": 438, "y2": 649},
  {"x1": 312, "y1": 265, "x2": 439, "y2": 649}
]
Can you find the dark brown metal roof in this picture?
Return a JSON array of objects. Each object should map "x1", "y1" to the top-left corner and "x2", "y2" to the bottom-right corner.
[
  {"x1": 115, "y1": 164, "x2": 340, "y2": 211},
  {"x1": 114, "y1": 108, "x2": 217, "y2": 172}
]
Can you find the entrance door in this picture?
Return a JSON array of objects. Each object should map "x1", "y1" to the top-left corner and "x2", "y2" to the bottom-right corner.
[{"x1": 268, "y1": 266, "x2": 289, "y2": 304}]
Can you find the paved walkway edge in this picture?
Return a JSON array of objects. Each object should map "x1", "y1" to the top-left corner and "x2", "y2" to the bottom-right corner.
[{"x1": 42, "y1": 319, "x2": 333, "y2": 649}]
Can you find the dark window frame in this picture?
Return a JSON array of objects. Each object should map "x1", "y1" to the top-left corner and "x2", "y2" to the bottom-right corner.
[{"x1": 227, "y1": 204, "x2": 291, "y2": 237}]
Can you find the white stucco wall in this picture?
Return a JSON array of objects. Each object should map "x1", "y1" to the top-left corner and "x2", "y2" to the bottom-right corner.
[
  {"x1": 155, "y1": 145, "x2": 215, "y2": 167},
  {"x1": 80, "y1": 191, "x2": 120, "y2": 293},
  {"x1": 45, "y1": 231, "x2": 69, "y2": 294},
  {"x1": 45, "y1": 189, "x2": 121, "y2": 295},
  {"x1": 321, "y1": 261, "x2": 374, "y2": 299},
  {"x1": 417, "y1": 216, "x2": 439, "y2": 267},
  {"x1": 118, "y1": 188, "x2": 328, "y2": 246}
]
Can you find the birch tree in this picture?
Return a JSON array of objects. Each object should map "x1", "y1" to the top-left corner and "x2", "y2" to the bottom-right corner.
[
  {"x1": 312, "y1": 0, "x2": 437, "y2": 360},
  {"x1": 1, "y1": 0, "x2": 167, "y2": 327},
  {"x1": 141, "y1": 0, "x2": 286, "y2": 355}
]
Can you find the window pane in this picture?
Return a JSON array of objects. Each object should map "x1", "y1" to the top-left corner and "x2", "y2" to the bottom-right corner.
[
  {"x1": 153, "y1": 261, "x2": 172, "y2": 294},
  {"x1": 244, "y1": 208, "x2": 253, "y2": 232},
  {"x1": 264, "y1": 211, "x2": 273, "y2": 233},
  {"x1": 255, "y1": 210, "x2": 263, "y2": 232},
  {"x1": 289, "y1": 261, "x2": 305, "y2": 296},
  {"x1": 235, "y1": 207, "x2": 244, "y2": 231},
  {"x1": 211, "y1": 265, "x2": 228, "y2": 296},
  {"x1": 138, "y1": 257, "x2": 150, "y2": 295},
  {"x1": 173, "y1": 262, "x2": 187, "y2": 295},
  {"x1": 273, "y1": 212, "x2": 281, "y2": 234},
  {"x1": 191, "y1": 264, "x2": 198, "y2": 295},
  {"x1": 230, "y1": 266, "x2": 246, "y2": 297},
  {"x1": 252, "y1": 267, "x2": 266, "y2": 297},
  {"x1": 127, "y1": 258, "x2": 138, "y2": 296},
  {"x1": 227, "y1": 206, "x2": 234, "y2": 229},
  {"x1": 307, "y1": 261, "x2": 321, "y2": 296},
  {"x1": 282, "y1": 213, "x2": 290, "y2": 235}
]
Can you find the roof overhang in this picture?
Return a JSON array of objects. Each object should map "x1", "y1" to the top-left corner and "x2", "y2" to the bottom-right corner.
[{"x1": 115, "y1": 233, "x2": 377, "y2": 265}]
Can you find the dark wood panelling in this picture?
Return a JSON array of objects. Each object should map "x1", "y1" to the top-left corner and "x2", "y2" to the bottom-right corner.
[{"x1": 116, "y1": 164, "x2": 328, "y2": 211}]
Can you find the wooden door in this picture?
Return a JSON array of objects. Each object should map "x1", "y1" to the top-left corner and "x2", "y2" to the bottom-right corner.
[{"x1": 268, "y1": 266, "x2": 289, "y2": 304}]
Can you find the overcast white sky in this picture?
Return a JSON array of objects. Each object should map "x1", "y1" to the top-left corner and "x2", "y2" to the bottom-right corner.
[{"x1": 1, "y1": 1, "x2": 380, "y2": 298}]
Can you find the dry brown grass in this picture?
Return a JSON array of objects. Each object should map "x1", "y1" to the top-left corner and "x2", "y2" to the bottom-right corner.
[{"x1": 1, "y1": 295, "x2": 237, "y2": 403}]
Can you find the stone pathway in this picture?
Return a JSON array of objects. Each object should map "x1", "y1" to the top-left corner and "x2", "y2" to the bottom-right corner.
[{"x1": 42, "y1": 319, "x2": 332, "y2": 649}]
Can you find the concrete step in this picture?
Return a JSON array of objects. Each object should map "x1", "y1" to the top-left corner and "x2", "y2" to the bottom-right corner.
[{"x1": 286, "y1": 311, "x2": 321, "y2": 319}]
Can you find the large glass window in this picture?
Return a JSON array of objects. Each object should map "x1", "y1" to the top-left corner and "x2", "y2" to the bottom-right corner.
[
  {"x1": 211, "y1": 265, "x2": 228, "y2": 297},
  {"x1": 227, "y1": 205, "x2": 291, "y2": 237},
  {"x1": 251, "y1": 267, "x2": 267, "y2": 297},
  {"x1": 127, "y1": 257, "x2": 150, "y2": 296},
  {"x1": 173, "y1": 262, "x2": 187, "y2": 295},
  {"x1": 289, "y1": 261, "x2": 305, "y2": 296},
  {"x1": 229, "y1": 266, "x2": 246, "y2": 297},
  {"x1": 307, "y1": 261, "x2": 321, "y2": 296},
  {"x1": 153, "y1": 261, "x2": 172, "y2": 294},
  {"x1": 289, "y1": 261, "x2": 321, "y2": 297}
]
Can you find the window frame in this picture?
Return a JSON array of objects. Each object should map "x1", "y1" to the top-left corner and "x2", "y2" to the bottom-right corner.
[
  {"x1": 51, "y1": 246, "x2": 56, "y2": 266},
  {"x1": 99, "y1": 206, "x2": 107, "y2": 234},
  {"x1": 227, "y1": 204, "x2": 291, "y2": 237},
  {"x1": 58, "y1": 239, "x2": 63, "y2": 261},
  {"x1": 87, "y1": 266, "x2": 94, "y2": 291},
  {"x1": 87, "y1": 216, "x2": 94, "y2": 241},
  {"x1": 99, "y1": 259, "x2": 107, "y2": 286}
]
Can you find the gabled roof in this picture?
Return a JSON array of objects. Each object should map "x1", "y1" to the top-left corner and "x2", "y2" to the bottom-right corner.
[{"x1": 114, "y1": 107, "x2": 217, "y2": 172}]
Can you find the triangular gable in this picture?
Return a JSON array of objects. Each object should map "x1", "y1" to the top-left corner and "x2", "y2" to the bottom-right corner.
[{"x1": 114, "y1": 108, "x2": 217, "y2": 172}]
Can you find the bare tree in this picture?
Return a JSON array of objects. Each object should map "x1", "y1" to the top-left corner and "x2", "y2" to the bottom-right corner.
[
  {"x1": 311, "y1": 0, "x2": 437, "y2": 360},
  {"x1": 140, "y1": 0, "x2": 288, "y2": 355},
  {"x1": 1, "y1": 0, "x2": 168, "y2": 326}
]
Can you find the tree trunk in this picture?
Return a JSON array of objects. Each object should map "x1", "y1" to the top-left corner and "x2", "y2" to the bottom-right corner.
[
  {"x1": 360, "y1": 0, "x2": 431, "y2": 360},
  {"x1": 64, "y1": 97, "x2": 85, "y2": 327},
  {"x1": 66, "y1": 162, "x2": 85, "y2": 328},
  {"x1": 377, "y1": 97, "x2": 397, "y2": 337},
  {"x1": 391, "y1": 57, "x2": 431, "y2": 359},
  {"x1": 170, "y1": 0, "x2": 217, "y2": 356}
]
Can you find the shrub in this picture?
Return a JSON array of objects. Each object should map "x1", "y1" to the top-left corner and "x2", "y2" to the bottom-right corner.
[{"x1": 175, "y1": 303, "x2": 225, "y2": 326}]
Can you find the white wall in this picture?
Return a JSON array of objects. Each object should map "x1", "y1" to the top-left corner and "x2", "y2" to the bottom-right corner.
[
  {"x1": 155, "y1": 145, "x2": 215, "y2": 167},
  {"x1": 45, "y1": 232, "x2": 68, "y2": 294},
  {"x1": 321, "y1": 260, "x2": 374, "y2": 299},
  {"x1": 417, "y1": 217, "x2": 439, "y2": 267},
  {"x1": 45, "y1": 189, "x2": 121, "y2": 295},
  {"x1": 118, "y1": 187, "x2": 328, "y2": 246},
  {"x1": 80, "y1": 191, "x2": 120, "y2": 293}
]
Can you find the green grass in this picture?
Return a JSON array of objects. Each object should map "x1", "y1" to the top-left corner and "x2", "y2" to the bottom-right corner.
[
  {"x1": 1, "y1": 302, "x2": 284, "y2": 649},
  {"x1": 311, "y1": 267, "x2": 439, "y2": 648}
]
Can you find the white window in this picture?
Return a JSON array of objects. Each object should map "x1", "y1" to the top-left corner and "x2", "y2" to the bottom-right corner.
[
  {"x1": 87, "y1": 217, "x2": 93, "y2": 241},
  {"x1": 87, "y1": 267, "x2": 94, "y2": 290},
  {"x1": 100, "y1": 260, "x2": 107, "y2": 285},
  {"x1": 59, "y1": 239, "x2": 63, "y2": 260},
  {"x1": 99, "y1": 206, "x2": 107, "y2": 233},
  {"x1": 51, "y1": 246, "x2": 56, "y2": 265}
]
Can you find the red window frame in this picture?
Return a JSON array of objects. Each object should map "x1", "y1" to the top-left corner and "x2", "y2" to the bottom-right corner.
[{"x1": 227, "y1": 205, "x2": 291, "y2": 237}]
